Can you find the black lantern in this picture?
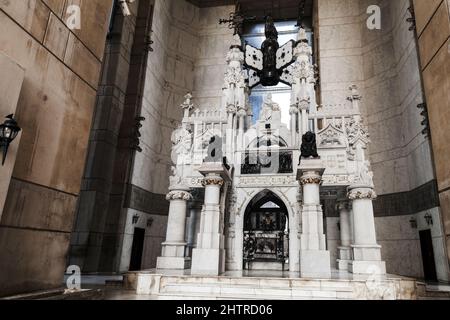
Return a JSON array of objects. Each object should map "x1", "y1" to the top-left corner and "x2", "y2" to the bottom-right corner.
[
  {"x1": 409, "y1": 217, "x2": 418, "y2": 229},
  {"x1": 424, "y1": 212, "x2": 433, "y2": 226},
  {"x1": 132, "y1": 213, "x2": 139, "y2": 225},
  {"x1": 0, "y1": 114, "x2": 21, "y2": 165}
]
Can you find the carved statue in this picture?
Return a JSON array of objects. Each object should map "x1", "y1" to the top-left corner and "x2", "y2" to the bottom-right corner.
[
  {"x1": 300, "y1": 131, "x2": 319, "y2": 159},
  {"x1": 260, "y1": 94, "x2": 280, "y2": 121},
  {"x1": 171, "y1": 124, "x2": 192, "y2": 155},
  {"x1": 169, "y1": 166, "x2": 182, "y2": 187},
  {"x1": 358, "y1": 160, "x2": 374, "y2": 187},
  {"x1": 224, "y1": 35, "x2": 247, "y2": 111}
]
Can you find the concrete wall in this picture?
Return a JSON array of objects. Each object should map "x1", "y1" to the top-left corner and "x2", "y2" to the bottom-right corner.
[
  {"x1": 0, "y1": 0, "x2": 113, "y2": 296},
  {"x1": 413, "y1": 0, "x2": 450, "y2": 281}
]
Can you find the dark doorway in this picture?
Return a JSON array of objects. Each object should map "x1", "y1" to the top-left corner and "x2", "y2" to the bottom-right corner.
[
  {"x1": 129, "y1": 227, "x2": 145, "y2": 271},
  {"x1": 419, "y1": 230, "x2": 438, "y2": 281},
  {"x1": 243, "y1": 190, "x2": 289, "y2": 271}
]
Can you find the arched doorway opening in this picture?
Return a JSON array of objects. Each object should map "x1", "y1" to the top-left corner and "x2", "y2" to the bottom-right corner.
[{"x1": 243, "y1": 190, "x2": 289, "y2": 271}]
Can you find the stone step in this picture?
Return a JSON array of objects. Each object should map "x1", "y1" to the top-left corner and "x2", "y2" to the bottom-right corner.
[
  {"x1": 160, "y1": 283, "x2": 353, "y2": 299},
  {"x1": 105, "y1": 280, "x2": 124, "y2": 287},
  {"x1": 155, "y1": 292, "x2": 350, "y2": 300},
  {"x1": 159, "y1": 278, "x2": 355, "y2": 292},
  {"x1": 1, "y1": 288, "x2": 104, "y2": 300},
  {"x1": 126, "y1": 272, "x2": 419, "y2": 300}
]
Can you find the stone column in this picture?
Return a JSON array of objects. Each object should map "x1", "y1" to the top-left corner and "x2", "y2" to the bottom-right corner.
[
  {"x1": 347, "y1": 185, "x2": 386, "y2": 275},
  {"x1": 290, "y1": 106, "x2": 298, "y2": 147},
  {"x1": 156, "y1": 186, "x2": 192, "y2": 270},
  {"x1": 237, "y1": 109, "x2": 246, "y2": 149},
  {"x1": 297, "y1": 159, "x2": 331, "y2": 278},
  {"x1": 186, "y1": 206, "x2": 198, "y2": 257},
  {"x1": 226, "y1": 106, "x2": 236, "y2": 161},
  {"x1": 191, "y1": 163, "x2": 230, "y2": 275},
  {"x1": 336, "y1": 201, "x2": 353, "y2": 271},
  {"x1": 299, "y1": 97, "x2": 310, "y2": 135}
]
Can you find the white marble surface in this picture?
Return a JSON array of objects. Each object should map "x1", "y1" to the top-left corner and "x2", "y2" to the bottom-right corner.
[{"x1": 124, "y1": 268, "x2": 420, "y2": 300}]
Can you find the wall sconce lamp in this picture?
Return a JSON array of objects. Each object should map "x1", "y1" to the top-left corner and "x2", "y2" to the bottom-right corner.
[
  {"x1": 147, "y1": 218, "x2": 154, "y2": 228},
  {"x1": 409, "y1": 217, "x2": 418, "y2": 229},
  {"x1": 0, "y1": 114, "x2": 21, "y2": 166},
  {"x1": 424, "y1": 212, "x2": 433, "y2": 226},
  {"x1": 132, "y1": 213, "x2": 139, "y2": 225}
]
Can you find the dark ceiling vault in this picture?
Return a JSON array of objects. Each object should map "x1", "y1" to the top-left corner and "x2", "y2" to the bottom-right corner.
[{"x1": 187, "y1": 0, "x2": 313, "y2": 21}]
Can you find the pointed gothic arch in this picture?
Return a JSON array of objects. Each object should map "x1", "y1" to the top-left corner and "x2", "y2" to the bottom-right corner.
[{"x1": 242, "y1": 189, "x2": 289, "y2": 271}]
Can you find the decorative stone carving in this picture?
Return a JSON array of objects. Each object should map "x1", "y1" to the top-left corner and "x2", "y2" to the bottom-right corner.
[
  {"x1": 322, "y1": 174, "x2": 356, "y2": 186},
  {"x1": 289, "y1": 106, "x2": 299, "y2": 115},
  {"x1": 238, "y1": 176, "x2": 298, "y2": 187},
  {"x1": 300, "y1": 176, "x2": 322, "y2": 185},
  {"x1": 181, "y1": 93, "x2": 194, "y2": 115},
  {"x1": 166, "y1": 190, "x2": 193, "y2": 201},
  {"x1": 297, "y1": 97, "x2": 310, "y2": 111},
  {"x1": 346, "y1": 116, "x2": 370, "y2": 161},
  {"x1": 317, "y1": 124, "x2": 346, "y2": 147},
  {"x1": 169, "y1": 166, "x2": 182, "y2": 186},
  {"x1": 347, "y1": 84, "x2": 362, "y2": 102},
  {"x1": 347, "y1": 188, "x2": 377, "y2": 200},
  {"x1": 202, "y1": 177, "x2": 224, "y2": 187},
  {"x1": 356, "y1": 160, "x2": 375, "y2": 187},
  {"x1": 226, "y1": 104, "x2": 237, "y2": 114},
  {"x1": 223, "y1": 34, "x2": 248, "y2": 114},
  {"x1": 260, "y1": 94, "x2": 280, "y2": 121},
  {"x1": 347, "y1": 117, "x2": 369, "y2": 145},
  {"x1": 171, "y1": 124, "x2": 192, "y2": 155}
]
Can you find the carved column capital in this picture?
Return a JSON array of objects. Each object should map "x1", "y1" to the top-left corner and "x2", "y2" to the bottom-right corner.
[
  {"x1": 347, "y1": 187, "x2": 377, "y2": 200},
  {"x1": 289, "y1": 106, "x2": 299, "y2": 115},
  {"x1": 166, "y1": 190, "x2": 193, "y2": 201},
  {"x1": 237, "y1": 108, "x2": 247, "y2": 117},
  {"x1": 298, "y1": 98, "x2": 310, "y2": 111},
  {"x1": 202, "y1": 177, "x2": 224, "y2": 187},
  {"x1": 300, "y1": 175, "x2": 322, "y2": 186},
  {"x1": 226, "y1": 105, "x2": 237, "y2": 114}
]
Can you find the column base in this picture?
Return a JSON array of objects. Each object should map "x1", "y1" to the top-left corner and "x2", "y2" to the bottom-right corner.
[
  {"x1": 352, "y1": 244, "x2": 382, "y2": 261},
  {"x1": 156, "y1": 242, "x2": 190, "y2": 270},
  {"x1": 337, "y1": 246, "x2": 352, "y2": 270},
  {"x1": 156, "y1": 256, "x2": 191, "y2": 270},
  {"x1": 300, "y1": 250, "x2": 331, "y2": 279},
  {"x1": 191, "y1": 248, "x2": 225, "y2": 276},
  {"x1": 160, "y1": 241, "x2": 187, "y2": 257},
  {"x1": 349, "y1": 260, "x2": 386, "y2": 275},
  {"x1": 337, "y1": 259, "x2": 352, "y2": 271}
]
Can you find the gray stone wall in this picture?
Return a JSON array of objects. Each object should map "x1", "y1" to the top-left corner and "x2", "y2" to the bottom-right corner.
[{"x1": 318, "y1": 0, "x2": 448, "y2": 280}]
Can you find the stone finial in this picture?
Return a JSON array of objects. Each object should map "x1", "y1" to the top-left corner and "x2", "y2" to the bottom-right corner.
[
  {"x1": 230, "y1": 34, "x2": 242, "y2": 48},
  {"x1": 297, "y1": 27, "x2": 308, "y2": 43},
  {"x1": 347, "y1": 85, "x2": 361, "y2": 101}
]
